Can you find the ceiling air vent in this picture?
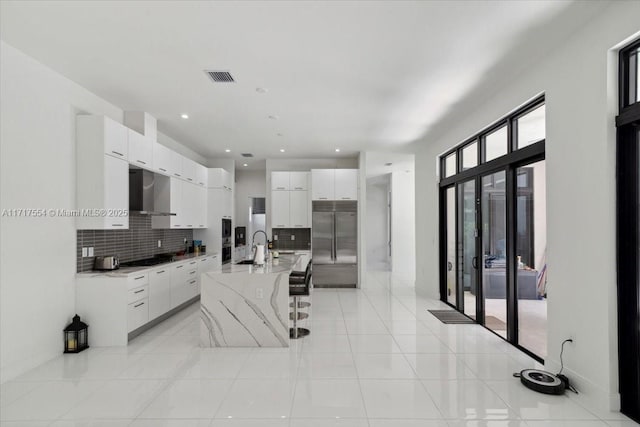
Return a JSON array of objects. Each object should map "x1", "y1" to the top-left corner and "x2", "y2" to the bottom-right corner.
[
  {"x1": 205, "y1": 70, "x2": 235, "y2": 83},
  {"x1": 241, "y1": 153, "x2": 254, "y2": 158}
]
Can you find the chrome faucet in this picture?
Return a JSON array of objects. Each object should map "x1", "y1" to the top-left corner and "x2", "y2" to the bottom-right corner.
[{"x1": 251, "y1": 230, "x2": 269, "y2": 259}]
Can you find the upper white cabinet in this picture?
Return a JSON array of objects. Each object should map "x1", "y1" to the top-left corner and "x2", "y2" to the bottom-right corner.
[
  {"x1": 271, "y1": 191, "x2": 290, "y2": 228},
  {"x1": 290, "y1": 172, "x2": 309, "y2": 191},
  {"x1": 152, "y1": 176, "x2": 183, "y2": 229},
  {"x1": 208, "y1": 168, "x2": 232, "y2": 190},
  {"x1": 289, "y1": 191, "x2": 309, "y2": 227},
  {"x1": 169, "y1": 151, "x2": 183, "y2": 179},
  {"x1": 195, "y1": 163, "x2": 208, "y2": 187},
  {"x1": 272, "y1": 171, "x2": 309, "y2": 191},
  {"x1": 271, "y1": 172, "x2": 290, "y2": 191},
  {"x1": 76, "y1": 115, "x2": 129, "y2": 229},
  {"x1": 153, "y1": 142, "x2": 172, "y2": 176},
  {"x1": 127, "y1": 129, "x2": 153, "y2": 169},
  {"x1": 311, "y1": 169, "x2": 335, "y2": 200},
  {"x1": 311, "y1": 169, "x2": 358, "y2": 201},
  {"x1": 182, "y1": 157, "x2": 197, "y2": 183},
  {"x1": 334, "y1": 169, "x2": 358, "y2": 200}
]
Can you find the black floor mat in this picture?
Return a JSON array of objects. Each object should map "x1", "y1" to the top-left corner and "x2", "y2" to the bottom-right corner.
[{"x1": 428, "y1": 309, "x2": 475, "y2": 324}]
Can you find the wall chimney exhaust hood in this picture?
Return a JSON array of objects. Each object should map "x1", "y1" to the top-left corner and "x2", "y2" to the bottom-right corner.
[{"x1": 129, "y1": 168, "x2": 176, "y2": 216}]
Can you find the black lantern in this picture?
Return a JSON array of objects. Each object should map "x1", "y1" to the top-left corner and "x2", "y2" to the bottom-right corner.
[{"x1": 64, "y1": 314, "x2": 89, "y2": 353}]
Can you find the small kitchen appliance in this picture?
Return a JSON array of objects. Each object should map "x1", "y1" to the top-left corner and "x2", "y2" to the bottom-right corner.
[{"x1": 93, "y1": 256, "x2": 119, "y2": 271}]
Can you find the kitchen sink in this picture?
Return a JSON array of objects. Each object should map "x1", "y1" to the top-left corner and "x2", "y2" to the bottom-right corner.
[{"x1": 235, "y1": 260, "x2": 255, "y2": 265}]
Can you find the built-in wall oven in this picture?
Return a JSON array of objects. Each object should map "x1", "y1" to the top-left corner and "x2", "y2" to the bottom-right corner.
[{"x1": 222, "y1": 218, "x2": 232, "y2": 264}]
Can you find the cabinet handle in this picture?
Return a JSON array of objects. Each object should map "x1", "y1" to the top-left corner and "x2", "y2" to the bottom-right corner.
[
  {"x1": 198, "y1": 182, "x2": 205, "y2": 186},
  {"x1": 134, "y1": 275, "x2": 145, "y2": 280},
  {"x1": 294, "y1": 187, "x2": 303, "y2": 190},
  {"x1": 159, "y1": 168, "x2": 167, "y2": 172},
  {"x1": 189, "y1": 280, "x2": 197, "y2": 285},
  {"x1": 341, "y1": 197, "x2": 351, "y2": 200},
  {"x1": 174, "y1": 225, "x2": 181, "y2": 227},
  {"x1": 156, "y1": 270, "x2": 165, "y2": 274},
  {"x1": 134, "y1": 289, "x2": 145, "y2": 294},
  {"x1": 189, "y1": 271, "x2": 196, "y2": 275},
  {"x1": 188, "y1": 178, "x2": 193, "y2": 181},
  {"x1": 277, "y1": 224, "x2": 285, "y2": 227},
  {"x1": 174, "y1": 173, "x2": 181, "y2": 177},
  {"x1": 176, "y1": 265, "x2": 184, "y2": 269},
  {"x1": 134, "y1": 302, "x2": 145, "y2": 308},
  {"x1": 111, "y1": 150, "x2": 124, "y2": 157},
  {"x1": 137, "y1": 160, "x2": 146, "y2": 165},
  {"x1": 186, "y1": 224, "x2": 193, "y2": 227},
  {"x1": 319, "y1": 197, "x2": 328, "y2": 200},
  {"x1": 190, "y1": 261, "x2": 197, "y2": 265},
  {"x1": 199, "y1": 224, "x2": 204, "y2": 227},
  {"x1": 112, "y1": 223, "x2": 124, "y2": 227},
  {"x1": 276, "y1": 187, "x2": 285, "y2": 190},
  {"x1": 294, "y1": 225, "x2": 303, "y2": 227}
]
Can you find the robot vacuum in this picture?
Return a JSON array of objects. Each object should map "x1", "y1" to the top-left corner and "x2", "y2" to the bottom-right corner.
[{"x1": 515, "y1": 369, "x2": 566, "y2": 395}]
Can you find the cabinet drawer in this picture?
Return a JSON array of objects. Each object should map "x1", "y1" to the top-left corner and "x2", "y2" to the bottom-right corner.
[
  {"x1": 127, "y1": 297, "x2": 149, "y2": 332},
  {"x1": 127, "y1": 273, "x2": 149, "y2": 289},
  {"x1": 127, "y1": 284, "x2": 148, "y2": 304}
]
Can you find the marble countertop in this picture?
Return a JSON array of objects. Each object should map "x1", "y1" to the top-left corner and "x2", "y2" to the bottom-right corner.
[
  {"x1": 211, "y1": 254, "x2": 301, "y2": 275},
  {"x1": 77, "y1": 252, "x2": 219, "y2": 278}
]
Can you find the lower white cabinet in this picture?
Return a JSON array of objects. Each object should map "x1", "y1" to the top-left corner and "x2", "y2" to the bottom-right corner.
[
  {"x1": 148, "y1": 267, "x2": 171, "y2": 321},
  {"x1": 76, "y1": 255, "x2": 219, "y2": 346},
  {"x1": 127, "y1": 298, "x2": 149, "y2": 332}
]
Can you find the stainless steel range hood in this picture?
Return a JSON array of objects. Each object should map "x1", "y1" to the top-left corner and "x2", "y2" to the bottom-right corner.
[{"x1": 129, "y1": 168, "x2": 176, "y2": 216}]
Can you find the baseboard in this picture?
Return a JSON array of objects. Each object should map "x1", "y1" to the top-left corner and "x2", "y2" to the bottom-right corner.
[{"x1": 545, "y1": 359, "x2": 621, "y2": 413}]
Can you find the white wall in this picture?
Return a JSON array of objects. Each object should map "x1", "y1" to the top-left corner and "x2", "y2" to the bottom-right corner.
[
  {"x1": 234, "y1": 169, "x2": 267, "y2": 231},
  {"x1": 366, "y1": 174, "x2": 391, "y2": 266},
  {"x1": 391, "y1": 170, "x2": 416, "y2": 281},
  {"x1": 412, "y1": 1, "x2": 640, "y2": 411},
  {"x1": 0, "y1": 41, "x2": 124, "y2": 382}
]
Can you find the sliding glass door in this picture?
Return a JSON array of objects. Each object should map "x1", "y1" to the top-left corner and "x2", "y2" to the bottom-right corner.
[
  {"x1": 438, "y1": 96, "x2": 546, "y2": 360},
  {"x1": 481, "y1": 170, "x2": 507, "y2": 338}
]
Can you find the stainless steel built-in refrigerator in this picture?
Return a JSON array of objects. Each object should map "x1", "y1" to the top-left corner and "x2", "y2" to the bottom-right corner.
[{"x1": 312, "y1": 201, "x2": 358, "y2": 287}]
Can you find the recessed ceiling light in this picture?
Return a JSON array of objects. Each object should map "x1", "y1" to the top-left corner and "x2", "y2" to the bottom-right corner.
[
  {"x1": 280, "y1": 149, "x2": 285, "y2": 153},
  {"x1": 225, "y1": 149, "x2": 231, "y2": 153},
  {"x1": 256, "y1": 87, "x2": 268, "y2": 93},
  {"x1": 335, "y1": 148, "x2": 341, "y2": 152},
  {"x1": 243, "y1": 163, "x2": 248, "y2": 167},
  {"x1": 268, "y1": 115, "x2": 279, "y2": 120},
  {"x1": 180, "y1": 114, "x2": 189, "y2": 119}
]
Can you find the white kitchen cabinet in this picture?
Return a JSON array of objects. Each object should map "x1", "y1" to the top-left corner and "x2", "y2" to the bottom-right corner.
[
  {"x1": 311, "y1": 169, "x2": 358, "y2": 201},
  {"x1": 289, "y1": 191, "x2": 309, "y2": 228},
  {"x1": 77, "y1": 115, "x2": 130, "y2": 230},
  {"x1": 127, "y1": 129, "x2": 153, "y2": 169},
  {"x1": 271, "y1": 172, "x2": 290, "y2": 191},
  {"x1": 127, "y1": 298, "x2": 149, "y2": 332},
  {"x1": 148, "y1": 267, "x2": 171, "y2": 321},
  {"x1": 334, "y1": 169, "x2": 358, "y2": 200},
  {"x1": 182, "y1": 157, "x2": 197, "y2": 183},
  {"x1": 153, "y1": 142, "x2": 172, "y2": 176},
  {"x1": 290, "y1": 172, "x2": 309, "y2": 191},
  {"x1": 169, "y1": 151, "x2": 183, "y2": 179},
  {"x1": 208, "y1": 168, "x2": 233, "y2": 190},
  {"x1": 152, "y1": 176, "x2": 183, "y2": 229},
  {"x1": 195, "y1": 163, "x2": 208, "y2": 187},
  {"x1": 271, "y1": 191, "x2": 290, "y2": 228},
  {"x1": 181, "y1": 182, "x2": 196, "y2": 228},
  {"x1": 311, "y1": 169, "x2": 335, "y2": 200},
  {"x1": 78, "y1": 115, "x2": 128, "y2": 161},
  {"x1": 171, "y1": 261, "x2": 198, "y2": 308},
  {"x1": 195, "y1": 185, "x2": 207, "y2": 228}
]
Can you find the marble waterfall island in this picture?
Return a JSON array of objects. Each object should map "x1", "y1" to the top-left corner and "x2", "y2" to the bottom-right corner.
[{"x1": 200, "y1": 255, "x2": 302, "y2": 347}]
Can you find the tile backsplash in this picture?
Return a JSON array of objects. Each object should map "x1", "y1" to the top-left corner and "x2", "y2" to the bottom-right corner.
[
  {"x1": 77, "y1": 214, "x2": 193, "y2": 272},
  {"x1": 272, "y1": 228, "x2": 311, "y2": 251}
]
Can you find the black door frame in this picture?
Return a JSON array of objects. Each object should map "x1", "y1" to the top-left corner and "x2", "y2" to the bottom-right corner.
[
  {"x1": 616, "y1": 39, "x2": 640, "y2": 423},
  {"x1": 438, "y1": 96, "x2": 546, "y2": 363}
]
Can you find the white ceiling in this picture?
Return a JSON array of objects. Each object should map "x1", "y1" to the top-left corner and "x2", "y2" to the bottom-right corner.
[{"x1": 0, "y1": 1, "x2": 599, "y2": 167}]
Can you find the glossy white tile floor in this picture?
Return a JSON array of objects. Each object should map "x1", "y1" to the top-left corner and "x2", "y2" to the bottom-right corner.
[{"x1": 1, "y1": 270, "x2": 638, "y2": 427}]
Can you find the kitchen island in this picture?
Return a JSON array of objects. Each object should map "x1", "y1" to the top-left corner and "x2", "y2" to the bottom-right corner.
[{"x1": 200, "y1": 254, "x2": 303, "y2": 348}]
